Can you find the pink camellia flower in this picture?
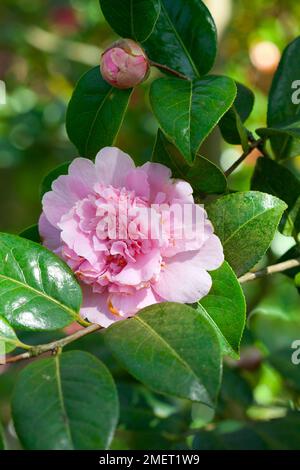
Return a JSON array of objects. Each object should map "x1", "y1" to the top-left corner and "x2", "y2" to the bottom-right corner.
[
  {"x1": 39, "y1": 147, "x2": 224, "y2": 327},
  {"x1": 100, "y1": 39, "x2": 150, "y2": 89}
]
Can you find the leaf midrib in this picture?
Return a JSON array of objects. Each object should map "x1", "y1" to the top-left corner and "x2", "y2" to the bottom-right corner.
[
  {"x1": 0, "y1": 273, "x2": 78, "y2": 321},
  {"x1": 84, "y1": 86, "x2": 115, "y2": 155},
  {"x1": 55, "y1": 356, "x2": 74, "y2": 449},
  {"x1": 160, "y1": 2, "x2": 199, "y2": 77},
  {"x1": 135, "y1": 315, "x2": 210, "y2": 401}
]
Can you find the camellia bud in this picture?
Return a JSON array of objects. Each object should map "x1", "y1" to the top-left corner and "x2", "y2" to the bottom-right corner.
[{"x1": 100, "y1": 39, "x2": 150, "y2": 89}]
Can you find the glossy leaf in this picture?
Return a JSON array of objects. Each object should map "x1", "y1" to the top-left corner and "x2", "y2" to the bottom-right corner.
[
  {"x1": 40, "y1": 161, "x2": 71, "y2": 197},
  {"x1": 207, "y1": 191, "x2": 287, "y2": 276},
  {"x1": 104, "y1": 303, "x2": 222, "y2": 406},
  {"x1": 99, "y1": 0, "x2": 161, "y2": 42},
  {"x1": 0, "y1": 315, "x2": 24, "y2": 354},
  {"x1": 66, "y1": 67, "x2": 133, "y2": 158},
  {"x1": 152, "y1": 130, "x2": 227, "y2": 194},
  {"x1": 12, "y1": 351, "x2": 119, "y2": 450},
  {"x1": 198, "y1": 261, "x2": 246, "y2": 357},
  {"x1": 143, "y1": 0, "x2": 217, "y2": 78},
  {"x1": 251, "y1": 157, "x2": 300, "y2": 237},
  {"x1": 0, "y1": 233, "x2": 82, "y2": 330},
  {"x1": 219, "y1": 82, "x2": 254, "y2": 147},
  {"x1": 267, "y1": 36, "x2": 300, "y2": 159},
  {"x1": 150, "y1": 76, "x2": 236, "y2": 163}
]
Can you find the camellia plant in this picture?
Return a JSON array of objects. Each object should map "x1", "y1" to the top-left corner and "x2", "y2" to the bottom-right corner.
[{"x1": 1, "y1": 0, "x2": 300, "y2": 451}]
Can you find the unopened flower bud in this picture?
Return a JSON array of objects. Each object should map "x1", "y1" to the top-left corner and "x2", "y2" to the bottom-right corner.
[{"x1": 100, "y1": 39, "x2": 150, "y2": 89}]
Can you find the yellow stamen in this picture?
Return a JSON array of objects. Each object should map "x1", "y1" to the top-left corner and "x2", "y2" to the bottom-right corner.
[{"x1": 108, "y1": 299, "x2": 121, "y2": 317}]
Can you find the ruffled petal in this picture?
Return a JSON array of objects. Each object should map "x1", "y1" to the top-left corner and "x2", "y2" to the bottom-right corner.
[
  {"x1": 152, "y1": 250, "x2": 213, "y2": 303},
  {"x1": 141, "y1": 162, "x2": 172, "y2": 203},
  {"x1": 109, "y1": 287, "x2": 160, "y2": 316},
  {"x1": 39, "y1": 213, "x2": 61, "y2": 251},
  {"x1": 125, "y1": 168, "x2": 150, "y2": 199},
  {"x1": 95, "y1": 147, "x2": 135, "y2": 188},
  {"x1": 113, "y1": 249, "x2": 161, "y2": 286},
  {"x1": 42, "y1": 158, "x2": 96, "y2": 227},
  {"x1": 196, "y1": 234, "x2": 224, "y2": 270},
  {"x1": 80, "y1": 285, "x2": 125, "y2": 327}
]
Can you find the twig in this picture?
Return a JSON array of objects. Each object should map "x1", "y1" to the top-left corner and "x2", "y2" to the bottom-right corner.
[
  {"x1": 4, "y1": 259, "x2": 300, "y2": 364},
  {"x1": 225, "y1": 138, "x2": 264, "y2": 177},
  {"x1": 149, "y1": 60, "x2": 190, "y2": 81},
  {"x1": 5, "y1": 323, "x2": 102, "y2": 364},
  {"x1": 238, "y1": 258, "x2": 300, "y2": 284}
]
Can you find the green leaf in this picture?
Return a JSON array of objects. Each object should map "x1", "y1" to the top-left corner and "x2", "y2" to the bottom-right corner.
[
  {"x1": 220, "y1": 366, "x2": 253, "y2": 413},
  {"x1": 104, "y1": 302, "x2": 222, "y2": 407},
  {"x1": 0, "y1": 421, "x2": 5, "y2": 450},
  {"x1": 0, "y1": 233, "x2": 82, "y2": 330},
  {"x1": 0, "y1": 315, "x2": 25, "y2": 354},
  {"x1": 198, "y1": 261, "x2": 246, "y2": 357},
  {"x1": 19, "y1": 224, "x2": 40, "y2": 243},
  {"x1": 12, "y1": 351, "x2": 119, "y2": 450},
  {"x1": 143, "y1": 0, "x2": 217, "y2": 78},
  {"x1": 66, "y1": 67, "x2": 133, "y2": 158},
  {"x1": 40, "y1": 161, "x2": 71, "y2": 198},
  {"x1": 99, "y1": 0, "x2": 161, "y2": 42},
  {"x1": 256, "y1": 125, "x2": 300, "y2": 141},
  {"x1": 152, "y1": 130, "x2": 227, "y2": 194},
  {"x1": 207, "y1": 191, "x2": 287, "y2": 276},
  {"x1": 219, "y1": 82, "x2": 255, "y2": 148},
  {"x1": 150, "y1": 76, "x2": 237, "y2": 163},
  {"x1": 267, "y1": 36, "x2": 300, "y2": 159},
  {"x1": 251, "y1": 157, "x2": 300, "y2": 237}
]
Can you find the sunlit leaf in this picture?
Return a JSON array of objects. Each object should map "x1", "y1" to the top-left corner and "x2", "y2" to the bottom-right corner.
[{"x1": 0, "y1": 233, "x2": 82, "y2": 330}]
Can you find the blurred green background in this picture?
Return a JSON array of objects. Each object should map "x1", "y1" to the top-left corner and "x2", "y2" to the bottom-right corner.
[{"x1": 1, "y1": 0, "x2": 300, "y2": 450}]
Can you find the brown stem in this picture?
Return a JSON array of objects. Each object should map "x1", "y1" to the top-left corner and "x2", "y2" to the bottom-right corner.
[
  {"x1": 149, "y1": 60, "x2": 189, "y2": 81},
  {"x1": 5, "y1": 324, "x2": 102, "y2": 364},
  {"x1": 239, "y1": 258, "x2": 300, "y2": 284},
  {"x1": 225, "y1": 138, "x2": 264, "y2": 177},
  {"x1": 4, "y1": 258, "x2": 299, "y2": 365}
]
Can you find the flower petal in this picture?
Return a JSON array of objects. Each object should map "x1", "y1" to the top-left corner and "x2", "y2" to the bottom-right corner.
[
  {"x1": 152, "y1": 250, "x2": 213, "y2": 303},
  {"x1": 110, "y1": 287, "x2": 160, "y2": 316},
  {"x1": 80, "y1": 286, "x2": 120, "y2": 327},
  {"x1": 114, "y1": 249, "x2": 161, "y2": 286},
  {"x1": 125, "y1": 168, "x2": 150, "y2": 199},
  {"x1": 95, "y1": 147, "x2": 135, "y2": 188},
  {"x1": 39, "y1": 213, "x2": 61, "y2": 251},
  {"x1": 196, "y1": 234, "x2": 224, "y2": 270},
  {"x1": 42, "y1": 158, "x2": 96, "y2": 227},
  {"x1": 141, "y1": 162, "x2": 172, "y2": 202}
]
